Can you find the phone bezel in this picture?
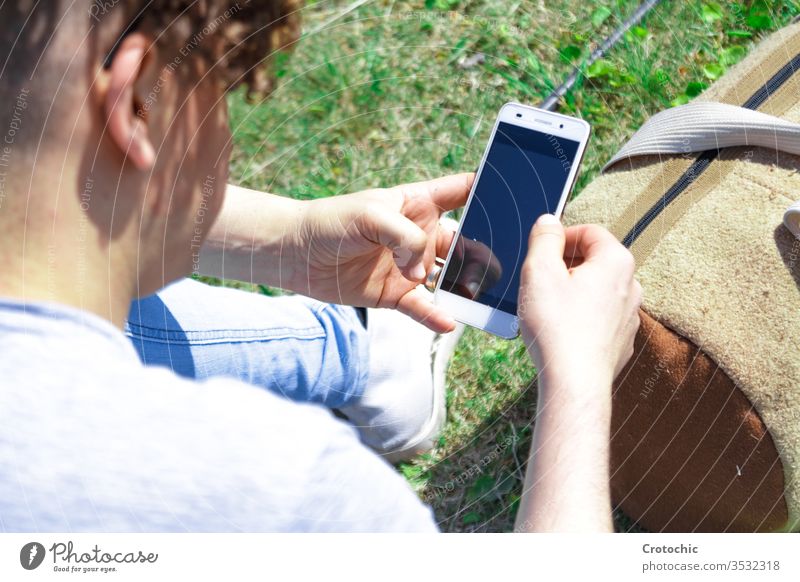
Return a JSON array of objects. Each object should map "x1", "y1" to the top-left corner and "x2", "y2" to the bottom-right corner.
[{"x1": 433, "y1": 102, "x2": 591, "y2": 339}]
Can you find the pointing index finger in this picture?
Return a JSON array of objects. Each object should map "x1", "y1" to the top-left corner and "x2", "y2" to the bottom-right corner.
[
  {"x1": 397, "y1": 173, "x2": 475, "y2": 212},
  {"x1": 563, "y1": 224, "x2": 626, "y2": 262}
]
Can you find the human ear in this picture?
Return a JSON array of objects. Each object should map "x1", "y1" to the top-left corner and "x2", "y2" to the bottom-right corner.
[{"x1": 102, "y1": 32, "x2": 158, "y2": 171}]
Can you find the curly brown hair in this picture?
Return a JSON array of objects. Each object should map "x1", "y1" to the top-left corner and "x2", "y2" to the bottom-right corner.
[
  {"x1": 0, "y1": 1, "x2": 299, "y2": 149},
  {"x1": 120, "y1": 1, "x2": 302, "y2": 95}
]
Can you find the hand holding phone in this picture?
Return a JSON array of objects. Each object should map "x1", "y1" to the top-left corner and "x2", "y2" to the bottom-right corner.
[
  {"x1": 518, "y1": 218, "x2": 642, "y2": 385},
  {"x1": 433, "y1": 102, "x2": 591, "y2": 338}
]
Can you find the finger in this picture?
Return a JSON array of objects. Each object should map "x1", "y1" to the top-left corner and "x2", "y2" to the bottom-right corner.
[
  {"x1": 460, "y1": 260, "x2": 487, "y2": 298},
  {"x1": 357, "y1": 206, "x2": 428, "y2": 281},
  {"x1": 527, "y1": 214, "x2": 567, "y2": 274},
  {"x1": 435, "y1": 215, "x2": 460, "y2": 259},
  {"x1": 460, "y1": 244, "x2": 503, "y2": 290},
  {"x1": 398, "y1": 173, "x2": 475, "y2": 212},
  {"x1": 435, "y1": 222, "x2": 458, "y2": 258},
  {"x1": 396, "y1": 287, "x2": 457, "y2": 333},
  {"x1": 485, "y1": 251, "x2": 503, "y2": 281},
  {"x1": 563, "y1": 224, "x2": 625, "y2": 264}
]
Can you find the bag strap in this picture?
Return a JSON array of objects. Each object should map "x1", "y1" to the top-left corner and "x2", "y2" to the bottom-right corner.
[{"x1": 603, "y1": 101, "x2": 800, "y2": 239}]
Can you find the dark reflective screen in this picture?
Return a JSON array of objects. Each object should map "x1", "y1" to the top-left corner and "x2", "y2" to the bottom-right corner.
[{"x1": 441, "y1": 122, "x2": 579, "y2": 314}]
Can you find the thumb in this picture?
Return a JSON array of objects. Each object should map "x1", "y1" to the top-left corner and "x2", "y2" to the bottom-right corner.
[
  {"x1": 357, "y1": 206, "x2": 429, "y2": 281},
  {"x1": 527, "y1": 214, "x2": 567, "y2": 274}
]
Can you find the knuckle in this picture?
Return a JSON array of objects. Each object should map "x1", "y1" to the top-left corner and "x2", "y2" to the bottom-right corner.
[
  {"x1": 409, "y1": 227, "x2": 428, "y2": 249},
  {"x1": 616, "y1": 246, "x2": 636, "y2": 270},
  {"x1": 521, "y1": 257, "x2": 537, "y2": 280},
  {"x1": 361, "y1": 201, "x2": 382, "y2": 221},
  {"x1": 532, "y1": 224, "x2": 563, "y2": 238}
]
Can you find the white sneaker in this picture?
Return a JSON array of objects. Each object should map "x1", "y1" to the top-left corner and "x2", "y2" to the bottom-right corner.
[
  {"x1": 339, "y1": 302, "x2": 464, "y2": 463},
  {"x1": 387, "y1": 317, "x2": 465, "y2": 463}
]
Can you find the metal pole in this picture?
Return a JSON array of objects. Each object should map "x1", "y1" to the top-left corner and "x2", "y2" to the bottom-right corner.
[{"x1": 538, "y1": 0, "x2": 665, "y2": 111}]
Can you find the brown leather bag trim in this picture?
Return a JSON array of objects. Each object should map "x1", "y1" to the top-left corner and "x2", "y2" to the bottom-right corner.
[{"x1": 611, "y1": 310, "x2": 788, "y2": 532}]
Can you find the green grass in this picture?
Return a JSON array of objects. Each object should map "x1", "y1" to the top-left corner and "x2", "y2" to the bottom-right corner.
[{"x1": 223, "y1": 0, "x2": 800, "y2": 531}]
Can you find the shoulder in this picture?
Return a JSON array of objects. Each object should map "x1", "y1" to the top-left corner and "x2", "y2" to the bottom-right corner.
[
  {"x1": 158, "y1": 372, "x2": 439, "y2": 532},
  {"x1": 82, "y1": 366, "x2": 438, "y2": 532}
]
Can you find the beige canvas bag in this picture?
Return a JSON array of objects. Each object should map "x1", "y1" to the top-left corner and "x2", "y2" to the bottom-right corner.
[{"x1": 563, "y1": 23, "x2": 800, "y2": 532}]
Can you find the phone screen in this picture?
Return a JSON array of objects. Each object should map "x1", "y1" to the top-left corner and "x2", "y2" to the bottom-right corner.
[{"x1": 440, "y1": 121, "x2": 580, "y2": 315}]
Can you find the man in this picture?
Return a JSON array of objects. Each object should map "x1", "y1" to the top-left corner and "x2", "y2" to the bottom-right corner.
[{"x1": 0, "y1": 1, "x2": 641, "y2": 532}]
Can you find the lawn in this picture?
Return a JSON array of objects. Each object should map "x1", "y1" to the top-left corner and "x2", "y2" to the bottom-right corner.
[{"x1": 221, "y1": 0, "x2": 800, "y2": 532}]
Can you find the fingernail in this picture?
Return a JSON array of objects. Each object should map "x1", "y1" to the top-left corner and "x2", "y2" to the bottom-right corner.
[
  {"x1": 537, "y1": 214, "x2": 560, "y2": 225},
  {"x1": 410, "y1": 262, "x2": 426, "y2": 281}
]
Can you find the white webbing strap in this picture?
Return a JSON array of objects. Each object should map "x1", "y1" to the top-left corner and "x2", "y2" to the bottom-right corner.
[
  {"x1": 786, "y1": 202, "x2": 800, "y2": 239},
  {"x1": 602, "y1": 101, "x2": 800, "y2": 239}
]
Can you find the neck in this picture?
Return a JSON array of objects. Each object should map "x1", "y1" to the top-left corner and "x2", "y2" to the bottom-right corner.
[{"x1": 0, "y1": 174, "x2": 137, "y2": 329}]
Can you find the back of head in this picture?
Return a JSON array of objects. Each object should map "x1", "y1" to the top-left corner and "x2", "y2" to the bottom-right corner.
[
  {"x1": 0, "y1": 0, "x2": 301, "y2": 161},
  {"x1": 0, "y1": 0, "x2": 302, "y2": 306}
]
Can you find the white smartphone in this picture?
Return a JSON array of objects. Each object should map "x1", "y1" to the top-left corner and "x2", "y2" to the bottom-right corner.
[{"x1": 433, "y1": 102, "x2": 591, "y2": 339}]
